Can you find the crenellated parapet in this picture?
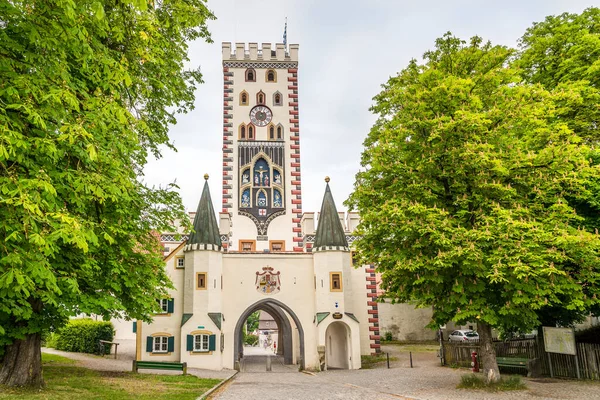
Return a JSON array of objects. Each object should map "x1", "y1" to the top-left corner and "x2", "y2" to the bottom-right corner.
[{"x1": 222, "y1": 42, "x2": 299, "y2": 65}]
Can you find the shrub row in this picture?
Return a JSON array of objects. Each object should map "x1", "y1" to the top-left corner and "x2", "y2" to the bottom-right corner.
[
  {"x1": 575, "y1": 325, "x2": 600, "y2": 344},
  {"x1": 48, "y1": 319, "x2": 114, "y2": 354}
]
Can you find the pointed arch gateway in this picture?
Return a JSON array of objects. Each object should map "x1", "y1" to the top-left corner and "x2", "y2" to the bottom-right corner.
[{"x1": 233, "y1": 298, "x2": 305, "y2": 369}]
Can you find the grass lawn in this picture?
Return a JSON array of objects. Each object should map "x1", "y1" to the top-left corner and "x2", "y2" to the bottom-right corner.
[
  {"x1": 0, "y1": 354, "x2": 221, "y2": 400},
  {"x1": 360, "y1": 354, "x2": 398, "y2": 369}
]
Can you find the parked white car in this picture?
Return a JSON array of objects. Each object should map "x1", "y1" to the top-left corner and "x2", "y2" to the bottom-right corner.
[{"x1": 448, "y1": 330, "x2": 479, "y2": 342}]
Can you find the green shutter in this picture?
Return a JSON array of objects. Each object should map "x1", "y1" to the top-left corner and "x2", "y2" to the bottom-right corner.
[
  {"x1": 167, "y1": 336, "x2": 175, "y2": 352},
  {"x1": 167, "y1": 298, "x2": 174, "y2": 313},
  {"x1": 146, "y1": 336, "x2": 153, "y2": 353},
  {"x1": 133, "y1": 321, "x2": 137, "y2": 333},
  {"x1": 186, "y1": 335, "x2": 193, "y2": 351},
  {"x1": 208, "y1": 334, "x2": 216, "y2": 351}
]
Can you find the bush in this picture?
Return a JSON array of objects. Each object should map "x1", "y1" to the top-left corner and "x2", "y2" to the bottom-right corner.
[
  {"x1": 45, "y1": 332, "x2": 59, "y2": 349},
  {"x1": 53, "y1": 319, "x2": 114, "y2": 354},
  {"x1": 575, "y1": 325, "x2": 600, "y2": 344},
  {"x1": 244, "y1": 333, "x2": 258, "y2": 346},
  {"x1": 384, "y1": 331, "x2": 393, "y2": 341}
]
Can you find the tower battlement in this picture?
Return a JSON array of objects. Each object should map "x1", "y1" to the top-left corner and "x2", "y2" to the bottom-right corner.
[{"x1": 222, "y1": 42, "x2": 299, "y2": 62}]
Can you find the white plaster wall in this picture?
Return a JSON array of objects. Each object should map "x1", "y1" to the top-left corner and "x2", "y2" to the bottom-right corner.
[
  {"x1": 313, "y1": 251, "x2": 350, "y2": 313},
  {"x1": 378, "y1": 302, "x2": 436, "y2": 341},
  {"x1": 112, "y1": 318, "x2": 136, "y2": 341},
  {"x1": 138, "y1": 249, "x2": 185, "y2": 362},
  {"x1": 221, "y1": 253, "x2": 318, "y2": 370}
]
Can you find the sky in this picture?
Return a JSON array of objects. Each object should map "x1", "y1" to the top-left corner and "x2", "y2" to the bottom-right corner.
[{"x1": 143, "y1": 0, "x2": 597, "y2": 215}]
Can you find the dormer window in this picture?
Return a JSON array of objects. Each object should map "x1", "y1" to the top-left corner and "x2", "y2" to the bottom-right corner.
[
  {"x1": 245, "y1": 68, "x2": 256, "y2": 82},
  {"x1": 266, "y1": 69, "x2": 277, "y2": 82}
]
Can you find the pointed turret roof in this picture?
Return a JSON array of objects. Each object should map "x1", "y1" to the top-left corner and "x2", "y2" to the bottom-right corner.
[
  {"x1": 186, "y1": 175, "x2": 221, "y2": 251},
  {"x1": 313, "y1": 177, "x2": 349, "y2": 252}
]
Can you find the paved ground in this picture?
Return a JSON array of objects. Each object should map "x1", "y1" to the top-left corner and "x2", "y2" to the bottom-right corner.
[{"x1": 212, "y1": 344, "x2": 600, "y2": 400}]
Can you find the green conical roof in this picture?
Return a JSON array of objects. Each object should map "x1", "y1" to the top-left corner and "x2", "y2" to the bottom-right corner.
[
  {"x1": 188, "y1": 177, "x2": 221, "y2": 248},
  {"x1": 314, "y1": 179, "x2": 348, "y2": 251}
]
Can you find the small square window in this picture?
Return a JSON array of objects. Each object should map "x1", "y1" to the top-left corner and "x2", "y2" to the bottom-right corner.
[
  {"x1": 196, "y1": 273, "x2": 207, "y2": 290},
  {"x1": 176, "y1": 257, "x2": 184, "y2": 269},
  {"x1": 330, "y1": 272, "x2": 342, "y2": 292},
  {"x1": 240, "y1": 240, "x2": 255, "y2": 252},
  {"x1": 270, "y1": 241, "x2": 285, "y2": 252},
  {"x1": 153, "y1": 336, "x2": 168, "y2": 353},
  {"x1": 194, "y1": 334, "x2": 210, "y2": 352}
]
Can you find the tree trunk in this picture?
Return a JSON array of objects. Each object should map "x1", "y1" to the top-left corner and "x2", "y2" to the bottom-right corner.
[
  {"x1": 477, "y1": 321, "x2": 500, "y2": 384},
  {"x1": 0, "y1": 333, "x2": 44, "y2": 388}
]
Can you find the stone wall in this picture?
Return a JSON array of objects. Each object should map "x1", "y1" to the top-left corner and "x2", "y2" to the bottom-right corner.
[{"x1": 377, "y1": 302, "x2": 436, "y2": 341}]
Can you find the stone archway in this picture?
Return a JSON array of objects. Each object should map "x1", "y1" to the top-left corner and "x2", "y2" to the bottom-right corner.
[
  {"x1": 325, "y1": 321, "x2": 351, "y2": 370},
  {"x1": 234, "y1": 298, "x2": 305, "y2": 369}
]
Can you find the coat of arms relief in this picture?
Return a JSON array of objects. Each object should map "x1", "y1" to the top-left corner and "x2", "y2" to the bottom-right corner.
[{"x1": 255, "y1": 266, "x2": 281, "y2": 295}]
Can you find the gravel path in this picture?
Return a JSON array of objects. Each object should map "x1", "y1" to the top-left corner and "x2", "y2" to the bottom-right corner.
[
  {"x1": 41, "y1": 347, "x2": 235, "y2": 380},
  {"x1": 213, "y1": 344, "x2": 600, "y2": 400}
]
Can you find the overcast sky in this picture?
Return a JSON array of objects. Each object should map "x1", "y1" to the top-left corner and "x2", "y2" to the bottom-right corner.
[{"x1": 143, "y1": 0, "x2": 597, "y2": 216}]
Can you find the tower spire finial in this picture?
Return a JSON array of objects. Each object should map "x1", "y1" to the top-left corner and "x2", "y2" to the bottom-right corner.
[{"x1": 283, "y1": 17, "x2": 288, "y2": 50}]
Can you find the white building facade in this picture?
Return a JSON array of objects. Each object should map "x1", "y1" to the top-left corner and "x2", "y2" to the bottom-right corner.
[{"x1": 135, "y1": 43, "x2": 382, "y2": 371}]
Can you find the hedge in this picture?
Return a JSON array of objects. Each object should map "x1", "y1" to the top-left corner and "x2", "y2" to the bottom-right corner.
[
  {"x1": 576, "y1": 325, "x2": 600, "y2": 344},
  {"x1": 52, "y1": 319, "x2": 114, "y2": 354}
]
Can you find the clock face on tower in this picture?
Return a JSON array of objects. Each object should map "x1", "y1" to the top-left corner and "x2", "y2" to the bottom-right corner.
[{"x1": 249, "y1": 105, "x2": 273, "y2": 127}]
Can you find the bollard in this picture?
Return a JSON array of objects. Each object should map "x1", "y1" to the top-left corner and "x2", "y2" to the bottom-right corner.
[
  {"x1": 266, "y1": 354, "x2": 272, "y2": 372},
  {"x1": 387, "y1": 352, "x2": 390, "y2": 369},
  {"x1": 471, "y1": 351, "x2": 479, "y2": 372},
  {"x1": 410, "y1": 352, "x2": 413, "y2": 368}
]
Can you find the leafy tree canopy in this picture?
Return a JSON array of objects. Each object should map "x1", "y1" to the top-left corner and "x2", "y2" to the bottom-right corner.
[
  {"x1": 516, "y1": 7, "x2": 600, "y2": 324},
  {"x1": 0, "y1": 0, "x2": 213, "y2": 387},
  {"x1": 517, "y1": 7, "x2": 600, "y2": 143},
  {"x1": 347, "y1": 33, "x2": 600, "y2": 346}
]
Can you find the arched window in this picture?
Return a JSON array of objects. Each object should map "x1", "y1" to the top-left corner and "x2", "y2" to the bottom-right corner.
[
  {"x1": 277, "y1": 125, "x2": 283, "y2": 140},
  {"x1": 239, "y1": 91, "x2": 248, "y2": 106},
  {"x1": 239, "y1": 124, "x2": 246, "y2": 140},
  {"x1": 245, "y1": 68, "x2": 256, "y2": 82},
  {"x1": 269, "y1": 125, "x2": 275, "y2": 140},
  {"x1": 248, "y1": 124, "x2": 254, "y2": 140},
  {"x1": 256, "y1": 90, "x2": 265, "y2": 105},
  {"x1": 266, "y1": 69, "x2": 277, "y2": 82},
  {"x1": 273, "y1": 91, "x2": 282, "y2": 106}
]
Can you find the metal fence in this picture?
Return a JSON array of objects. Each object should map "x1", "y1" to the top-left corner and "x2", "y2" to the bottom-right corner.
[{"x1": 441, "y1": 339, "x2": 600, "y2": 380}]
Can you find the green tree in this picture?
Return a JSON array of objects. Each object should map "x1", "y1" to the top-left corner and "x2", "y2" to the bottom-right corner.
[
  {"x1": 0, "y1": 0, "x2": 213, "y2": 387},
  {"x1": 347, "y1": 34, "x2": 600, "y2": 383},
  {"x1": 516, "y1": 7, "x2": 600, "y2": 327}
]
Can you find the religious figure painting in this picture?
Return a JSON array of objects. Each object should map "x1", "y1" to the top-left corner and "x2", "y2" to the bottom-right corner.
[
  {"x1": 253, "y1": 158, "x2": 270, "y2": 187},
  {"x1": 241, "y1": 189, "x2": 250, "y2": 208},
  {"x1": 273, "y1": 190, "x2": 282, "y2": 207},
  {"x1": 242, "y1": 170, "x2": 250, "y2": 184},
  {"x1": 273, "y1": 170, "x2": 281, "y2": 185}
]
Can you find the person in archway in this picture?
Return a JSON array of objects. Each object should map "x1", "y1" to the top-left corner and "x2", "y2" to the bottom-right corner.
[{"x1": 273, "y1": 341, "x2": 276, "y2": 355}]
